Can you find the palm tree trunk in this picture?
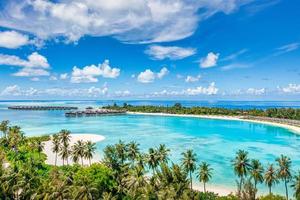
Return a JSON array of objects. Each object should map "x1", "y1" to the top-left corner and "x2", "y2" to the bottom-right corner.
[
  {"x1": 81, "y1": 156, "x2": 84, "y2": 166},
  {"x1": 254, "y1": 181, "x2": 257, "y2": 200},
  {"x1": 66, "y1": 155, "x2": 69, "y2": 165},
  {"x1": 204, "y1": 182, "x2": 206, "y2": 193},
  {"x1": 285, "y1": 178, "x2": 288, "y2": 200},
  {"x1": 89, "y1": 158, "x2": 91, "y2": 166},
  {"x1": 190, "y1": 171, "x2": 193, "y2": 190},
  {"x1": 55, "y1": 152, "x2": 57, "y2": 166},
  {"x1": 62, "y1": 158, "x2": 64, "y2": 166},
  {"x1": 269, "y1": 186, "x2": 272, "y2": 195}
]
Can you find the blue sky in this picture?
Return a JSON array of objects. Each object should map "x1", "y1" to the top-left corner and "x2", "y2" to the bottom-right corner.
[{"x1": 0, "y1": 0, "x2": 299, "y2": 100}]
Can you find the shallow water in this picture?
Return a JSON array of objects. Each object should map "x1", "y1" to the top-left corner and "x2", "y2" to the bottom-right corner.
[{"x1": 0, "y1": 101, "x2": 300, "y2": 195}]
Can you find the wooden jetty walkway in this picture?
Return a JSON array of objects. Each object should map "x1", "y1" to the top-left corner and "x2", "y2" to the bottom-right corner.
[
  {"x1": 8, "y1": 106, "x2": 78, "y2": 110},
  {"x1": 65, "y1": 109, "x2": 126, "y2": 117}
]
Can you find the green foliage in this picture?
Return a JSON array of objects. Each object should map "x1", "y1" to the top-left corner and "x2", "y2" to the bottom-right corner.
[
  {"x1": 1, "y1": 120, "x2": 299, "y2": 199},
  {"x1": 103, "y1": 104, "x2": 300, "y2": 120},
  {"x1": 260, "y1": 194, "x2": 286, "y2": 200}
]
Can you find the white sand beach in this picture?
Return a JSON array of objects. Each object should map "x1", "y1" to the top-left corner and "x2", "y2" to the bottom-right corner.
[
  {"x1": 127, "y1": 112, "x2": 300, "y2": 134},
  {"x1": 193, "y1": 184, "x2": 234, "y2": 196},
  {"x1": 43, "y1": 134, "x2": 105, "y2": 166}
]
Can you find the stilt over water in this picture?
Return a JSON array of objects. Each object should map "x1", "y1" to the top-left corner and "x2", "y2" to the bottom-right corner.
[
  {"x1": 8, "y1": 106, "x2": 78, "y2": 110},
  {"x1": 65, "y1": 108, "x2": 126, "y2": 117}
]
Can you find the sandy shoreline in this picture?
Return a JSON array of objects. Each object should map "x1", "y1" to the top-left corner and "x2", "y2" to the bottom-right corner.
[
  {"x1": 43, "y1": 134, "x2": 105, "y2": 166},
  {"x1": 127, "y1": 112, "x2": 300, "y2": 134}
]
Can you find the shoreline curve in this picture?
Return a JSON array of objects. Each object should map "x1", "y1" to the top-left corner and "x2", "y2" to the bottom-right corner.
[{"x1": 127, "y1": 112, "x2": 300, "y2": 135}]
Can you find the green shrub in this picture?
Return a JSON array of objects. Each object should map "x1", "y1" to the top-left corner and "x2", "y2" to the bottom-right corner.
[{"x1": 259, "y1": 194, "x2": 285, "y2": 200}]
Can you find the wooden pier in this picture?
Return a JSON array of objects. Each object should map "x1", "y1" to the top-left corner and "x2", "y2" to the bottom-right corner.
[
  {"x1": 8, "y1": 106, "x2": 78, "y2": 110},
  {"x1": 65, "y1": 109, "x2": 126, "y2": 117}
]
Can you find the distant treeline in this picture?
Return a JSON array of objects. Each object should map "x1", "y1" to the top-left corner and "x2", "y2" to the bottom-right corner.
[{"x1": 104, "y1": 103, "x2": 300, "y2": 120}]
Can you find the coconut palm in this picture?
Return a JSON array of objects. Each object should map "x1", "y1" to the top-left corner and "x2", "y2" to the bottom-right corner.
[
  {"x1": 291, "y1": 171, "x2": 300, "y2": 200},
  {"x1": 36, "y1": 140, "x2": 44, "y2": 157},
  {"x1": 157, "y1": 144, "x2": 170, "y2": 164},
  {"x1": 250, "y1": 159, "x2": 264, "y2": 199},
  {"x1": 181, "y1": 149, "x2": 197, "y2": 190},
  {"x1": 264, "y1": 164, "x2": 279, "y2": 195},
  {"x1": 52, "y1": 134, "x2": 60, "y2": 166},
  {"x1": 147, "y1": 148, "x2": 159, "y2": 175},
  {"x1": 0, "y1": 120, "x2": 9, "y2": 139},
  {"x1": 128, "y1": 141, "x2": 140, "y2": 163},
  {"x1": 73, "y1": 140, "x2": 85, "y2": 166},
  {"x1": 84, "y1": 141, "x2": 96, "y2": 166},
  {"x1": 59, "y1": 129, "x2": 71, "y2": 147},
  {"x1": 276, "y1": 155, "x2": 292, "y2": 200},
  {"x1": 59, "y1": 145, "x2": 70, "y2": 166},
  {"x1": 197, "y1": 162, "x2": 213, "y2": 193},
  {"x1": 232, "y1": 150, "x2": 251, "y2": 195},
  {"x1": 115, "y1": 140, "x2": 127, "y2": 164}
]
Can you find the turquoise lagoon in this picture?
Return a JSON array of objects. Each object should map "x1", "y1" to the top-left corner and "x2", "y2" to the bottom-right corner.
[{"x1": 1, "y1": 101, "x2": 300, "y2": 195}]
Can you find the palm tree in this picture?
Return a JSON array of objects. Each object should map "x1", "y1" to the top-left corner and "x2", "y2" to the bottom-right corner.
[
  {"x1": 59, "y1": 129, "x2": 71, "y2": 147},
  {"x1": 197, "y1": 162, "x2": 213, "y2": 193},
  {"x1": 157, "y1": 144, "x2": 170, "y2": 164},
  {"x1": 52, "y1": 134, "x2": 60, "y2": 166},
  {"x1": 276, "y1": 155, "x2": 292, "y2": 200},
  {"x1": 291, "y1": 171, "x2": 300, "y2": 200},
  {"x1": 232, "y1": 150, "x2": 251, "y2": 195},
  {"x1": 128, "y1": 141, "x2": 140, "y2": 163},
  {"x1": 84, "y1": 141, "x2": 96, "y2": 166},
  {"x1": 264, "y1": 164, "x2": 279, "y2": 195},
  {"x1": 0, "y1": 120, "x2": 9, "y2": 139},
  {"x1": 36, "y1": 139, "x2": 44, "y2": 157},
  {"x1": 71, "y1": 144, "x2": 80, "y2": 164},
  {"x1": 147, "y1": 148, "x2": 159, "y2": 175},
  {"x1": 59, "y1": 130, "x2": 71, "y2": 165},
  {"x1": 59, "y1": 145, "x2": 70, "y2": 166},
  {"x1": 250, "y1": 159, "x2": 264, "y2": 199},
  {"x1": 115, "y1": 140, "x2": 127, "y2": 164},
  {"x1": 73, "y1": 140, "x2": 85, "y2": 166},
  {"x1": 181, "y1": 149, "x2": 197, "y2": 190}
]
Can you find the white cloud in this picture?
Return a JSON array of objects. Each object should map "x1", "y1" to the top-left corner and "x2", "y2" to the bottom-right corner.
[
  {"x1": 157, "y1": 67, "x2": 169, "y2": 79},
  {"x1": 185, "y1": 82, "x2": 218, "y2": 95},
  {"x1": 115, "y1": 90, "x2": 131, "y2": 97},
  {"x1": 185, "y1": 75, "x2": 201, "y2": 83},
  {"x1": 275, "y1": 43, "x2": 299, "y2": 56},
  {"x1": 71, "y1": 60, "x2": 120, "y2": 83},
  {"x1": 137, "y1": 67, "x2": 169, "y2": 83},
  {"x1": 0, "y1": 52, "x2": 50, "y2": 77},
  {"x1": 200, "y1": 52, "x2": 219, "y2": 68},
  {"x1": 279, "y1": 84, "x2": 300, "y2": 94},
  {"x1": 0, "y1": 30, "x2": 29, "y2": 49},
  {"x1": 49, "y1": 76, "x2": 57, "y2": 81},
  {"x1": 220, "y1": 63, "x2": 249, "y2": 71},
  {"x1": 137, "y1": 69, "x2": 155, "y2": 83},
  {"x1": 0, "y1": 0, "x2": 252, "y2": 43},
  {"x1": 60, "y1": 73, "x2": 68, "y2": 80},
  {"x1": 222, "y1": 49, "x2": 248, "y2": 61},
  {"x1": 30, "y1": 77, "x2": 40, "y2": 82},
  {"x1": 145, "y1": 45, "x2": 196, "y2": 60},
  {"x1": 1, "y1": 85, "x2": 38, "y2": 96},
  {"x1": 246, "y1": 88, "x2": 266, "y2": 95}
]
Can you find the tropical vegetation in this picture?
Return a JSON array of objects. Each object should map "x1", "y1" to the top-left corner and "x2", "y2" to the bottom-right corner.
[{"x1": 1, "y1": 120, "x2": 300, "y2": 199}]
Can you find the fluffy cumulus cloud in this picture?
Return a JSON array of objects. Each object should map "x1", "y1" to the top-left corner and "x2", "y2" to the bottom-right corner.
[
  {"x1": 185, "y1": 82, "x2": 218, "y2": 95},
  {"x1": 137, "y1": 67, "x2": 169, "y2": 83},
  {"x1": 71, "y1": 60, "x2": 120, "y2": 83},
  {"x1": 0, "y1": 0, "x2": 251, "y2": 43},
  {"x1": 278, "y1": 84, "x2": 300, "y2": 94},
  {"x1": 185, "y1": 75, "x2": 201, "y2": 83},
  {"x1": 200, "y1": 52, "x2": 220, "y2": 68},
  {"x1": 60, "y1": 73, "x2": 68, "y2": 80},
  {"x1": 145, "y1": 45, "x2": 196, "y2": 60},
  {"x1": 0, "y1": 30, "x2": 29, "y2": 49},
  {"x1": 0, "y1": 52, "x2": 50, "y2": 77}
]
